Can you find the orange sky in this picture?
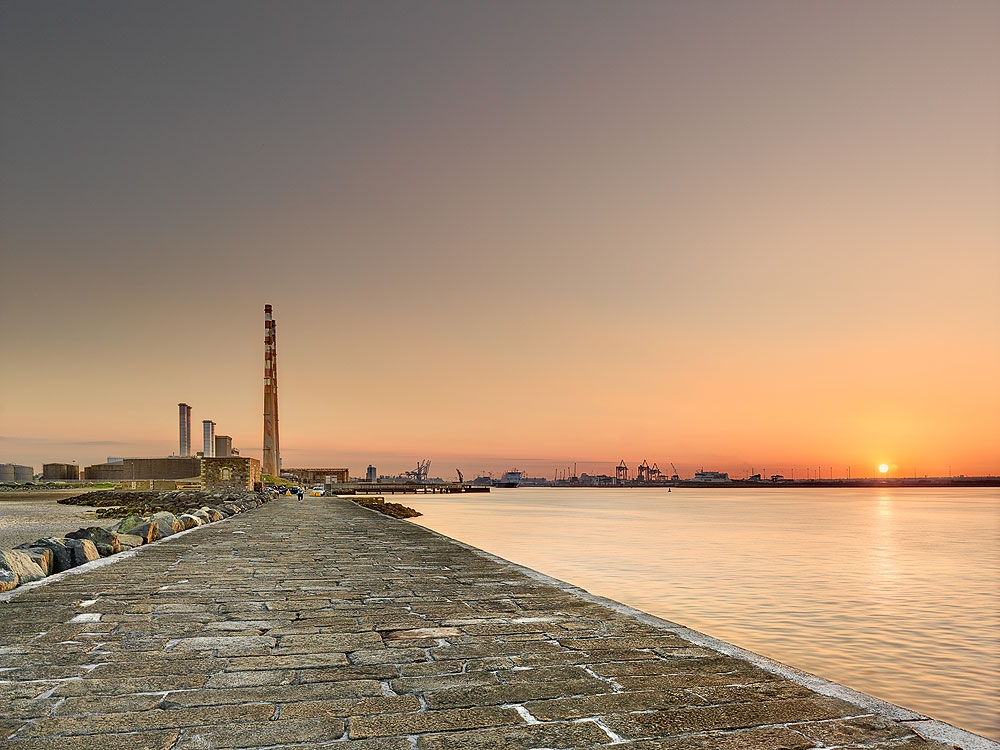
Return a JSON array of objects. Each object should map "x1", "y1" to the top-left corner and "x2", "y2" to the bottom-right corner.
[{"x1": 2, "y1": 1, "x2": 998, "y2": 479}]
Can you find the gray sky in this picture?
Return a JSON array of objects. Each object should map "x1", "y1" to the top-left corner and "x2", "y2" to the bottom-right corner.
[{"x1": 2, "y1": 1, "x2": 998, "y2": 477}]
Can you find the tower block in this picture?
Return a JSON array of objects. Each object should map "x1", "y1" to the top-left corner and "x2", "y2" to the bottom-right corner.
[{"x1": 262, "y1": 304, "x2": 280, "y2": 476}]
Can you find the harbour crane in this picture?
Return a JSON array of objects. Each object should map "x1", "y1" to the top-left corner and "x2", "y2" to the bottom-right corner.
[
  {"x1": 456, "y1": 469, "x2": 464, "y2": 484},
  {"x1": 404, "y1": 459, "x2": 432, "y2": 482},
  {"x1": 670, "y1": 462, "x2": 680, "y2": 481}
]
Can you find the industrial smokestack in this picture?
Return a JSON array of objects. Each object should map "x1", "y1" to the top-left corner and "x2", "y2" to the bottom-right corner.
[
  {"x1": 178, "y1": 403, "x2": 192, "y2": 457},
  {"x1": 262, "y1": 304, "x2": 280, "y2": 476},
  {"x1": 202, "y1": 420, "x2": 216, "y2": 458}
]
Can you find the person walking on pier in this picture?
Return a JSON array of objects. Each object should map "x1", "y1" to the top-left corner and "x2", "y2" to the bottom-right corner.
[{"x1": 296, "y1": 486, "x2": 303, "y2": 502}]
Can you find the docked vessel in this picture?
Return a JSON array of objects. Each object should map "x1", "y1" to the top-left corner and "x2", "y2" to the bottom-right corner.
[
  {"x1": 689, "y1": 470, "x2": 732, "y2": 483},
  {"x1": 494, "y1": 469, "x2": 523, "y2": 488}
]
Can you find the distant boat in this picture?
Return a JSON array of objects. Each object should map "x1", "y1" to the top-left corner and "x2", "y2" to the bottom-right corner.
[
  {"x1": 690, "y1": 470, "x2": 732, "y2": 483},
  {"x1": 494, "y1": 469, "x2": 523, "y2": 488}
]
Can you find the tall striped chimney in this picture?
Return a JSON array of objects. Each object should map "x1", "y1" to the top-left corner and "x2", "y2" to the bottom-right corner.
[{"x1": 262, "y1": 304, "x2": 280, "y2": 476}]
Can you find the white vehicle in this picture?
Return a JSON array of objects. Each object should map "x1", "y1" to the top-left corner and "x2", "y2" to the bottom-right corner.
[{"x1": 309, "y1": 484, "x2": 325, "y2": 497}]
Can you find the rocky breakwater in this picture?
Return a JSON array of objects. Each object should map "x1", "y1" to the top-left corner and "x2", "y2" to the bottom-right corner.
[{"x1": 0, "y1": 489, "x2": 272, "y2": 594}]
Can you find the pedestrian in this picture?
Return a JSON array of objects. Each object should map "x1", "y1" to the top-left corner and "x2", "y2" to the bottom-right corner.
[{"x1": 297, "y1": 486, "x2": 303, "y2": 502}]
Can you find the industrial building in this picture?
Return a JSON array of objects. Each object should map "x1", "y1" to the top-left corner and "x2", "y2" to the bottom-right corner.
[
  {"x1": 42, "y1": 463, "x2": 80, "y2": 481},
  {"x1": 202, "y1": 456, "x2": 261, "y2": 491},
  {"x1": 0, "y1": 464, "x2": 34, "y2": 482},
  {"x1": 214, "y1": 435, "x2": 233, "y2": 458},
  {"x1": 202, "y1": 420, "x2": 216, "y2": 458},
  {"x1": 287, "y1": 468, "x2": 350, "y2": 484},
  {"x1": 84, "y1": 457, "x2": 201, "y2": 481},
  {"x1": 178, "y1": 403, "x2": 192, "y2": 456}
]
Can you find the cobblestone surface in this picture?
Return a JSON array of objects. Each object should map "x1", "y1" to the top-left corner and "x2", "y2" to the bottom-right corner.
[{"x1": 0, "y1": 498, "x2": 958, "y2": 749}]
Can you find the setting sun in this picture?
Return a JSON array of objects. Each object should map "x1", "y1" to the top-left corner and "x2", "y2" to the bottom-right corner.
[{"x1": 879, "y1": 464, "x2": 890, "y2": 474}]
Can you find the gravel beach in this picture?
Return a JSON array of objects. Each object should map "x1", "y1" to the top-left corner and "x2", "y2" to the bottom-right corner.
[{"x1": 0, "y1": 490, "x2": 104, "y2": 549}]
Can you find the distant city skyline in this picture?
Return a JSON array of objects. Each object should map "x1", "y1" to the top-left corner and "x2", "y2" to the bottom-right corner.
[{"x1": 2, "y1": 1, "x2": 997, "y2": 479}]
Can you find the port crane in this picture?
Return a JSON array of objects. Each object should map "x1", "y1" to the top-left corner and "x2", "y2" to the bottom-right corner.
[
  {"x1": 404, "y1": 459, "x2": 432, "y2": 482},
  {"x1": 669, "y1": 462, "x2": 680, "y2": 481},
  {"x1": 456, "y1": 469, "x2": 464, "y2": 483}
]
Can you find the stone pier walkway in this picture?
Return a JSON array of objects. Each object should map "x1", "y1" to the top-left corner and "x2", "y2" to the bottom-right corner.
[{"x1": 0, "y1": 498, "x2": 985, "y2": 749}]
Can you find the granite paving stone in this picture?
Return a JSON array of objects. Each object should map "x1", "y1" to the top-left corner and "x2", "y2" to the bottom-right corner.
[
  {"x1": 416, "y1": 720, "x2": 614, "y2": 750},
  {"x1": 175, "y1": 717, "x2": 342, "y2": 749},
  {"x1": 423, "y1": 678, "x2": 640, "y2": 710},
  {"x1": 615, "y1": 725, "x2": 818, "y2": 749},
  {"x1": 0, "y1": 496, "x2": 962, "y2": 749},
  {"x1": 524, "y1": 688, "x2": 701, "y2": 720},
  {"x1": 1, "y1": 730, "x2": 181, "y2": 750},
  {"x1": 280, "y1": 695, "x2": 423, "y2": 719},
  {"x1": 349, "y1": 705, "x2": 524, "y2": 739}
]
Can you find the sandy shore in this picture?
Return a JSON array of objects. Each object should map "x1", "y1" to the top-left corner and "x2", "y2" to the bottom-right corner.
[{"x1": 0, "y1": 490, "x2": 105, "y2": 550}]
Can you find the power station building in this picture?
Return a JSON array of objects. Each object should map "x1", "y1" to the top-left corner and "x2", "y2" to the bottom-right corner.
[{"x1": 178, "y1": 403, "x2": 192, "y2": 456}]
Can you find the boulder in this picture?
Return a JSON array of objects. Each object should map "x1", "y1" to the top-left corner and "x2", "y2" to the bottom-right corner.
[
  {"x1": 150, "y1": 511, "x2": 182, "y2": 537},
  {"x1": 115, "y1": 515, "x2": 145, "y2": 534},
  {"x1": 16, "y1": 546, "x2": 53, "y2": 575},
  {"x1": 200, "y1": 508, "x2": 223, "y2": 523},
  {"x1": 116, "y1": 516, "x2": 160, "y2": 544},
  {"x1": 176, "y1": 514, "x2": 203, "y2": 530},
  {"x1": 70, "y1": 539, "x2": 100, "y2": 566},
  {"x1": 13, "y1": 538, "x2": 98, "y2": 573},
  {"x1": 0, "y1": 568, "x2": 16, "y2": 592},
  {"x1": 116, "y1": 533, "x2": 143, "y2": 550},
  {"x1": 132, "y1": 522, "x2": 160, "y2": 544},
  {"x1": 0, "y1": 549, "x2": 47, "y2": 587},
  {"x1": 189, "y1": 509, "x2": 212, "y2": 525},
  {"x1": 66, "y1": 527, "x2": 121, "y2": 556}
]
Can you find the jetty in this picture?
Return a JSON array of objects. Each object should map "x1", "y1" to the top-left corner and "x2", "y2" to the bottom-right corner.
[{"x1": 1, "y1": 497, "x2": 992, "y2": 749}]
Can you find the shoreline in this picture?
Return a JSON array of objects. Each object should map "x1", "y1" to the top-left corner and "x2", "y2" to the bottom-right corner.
[{"x1": 0, "y1": 490, "x2": 104, "y2": 550}]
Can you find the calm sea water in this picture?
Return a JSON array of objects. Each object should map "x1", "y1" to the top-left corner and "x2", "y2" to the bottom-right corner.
[{"x1": 408, "y1": 487, "x2": 1000, "y2": 740}]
